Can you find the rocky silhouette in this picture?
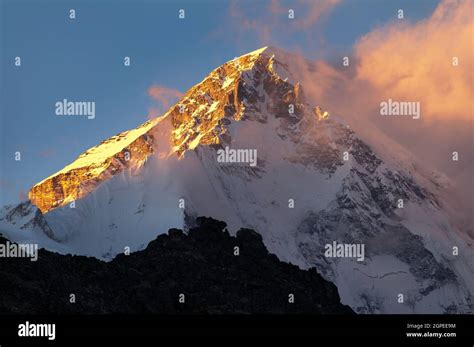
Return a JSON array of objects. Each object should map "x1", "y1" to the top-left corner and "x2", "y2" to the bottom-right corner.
[{"x1": 0, "y1": 217, "x2": 353, "y2": 314}]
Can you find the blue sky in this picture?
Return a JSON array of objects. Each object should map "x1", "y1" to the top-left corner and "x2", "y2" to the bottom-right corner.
[{"x1": 0, "y1": 0, "x2": 440, "y2": 205}]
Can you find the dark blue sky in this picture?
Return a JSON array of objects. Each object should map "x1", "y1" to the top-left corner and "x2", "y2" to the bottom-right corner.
[{"x1": 0, "y1": 0, "x2": 440, "y2": 205}]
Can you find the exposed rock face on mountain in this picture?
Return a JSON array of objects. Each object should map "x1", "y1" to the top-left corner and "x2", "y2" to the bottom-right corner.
[
  {"x1": 29, "y1": 120, "x2": 158, "y2": 213},
  {"x1": 0, "y1": 46, "x2": 472, "y2": 314},
  {"x1": 0, "y1": 217, "x2": 353, "y2": 314}
]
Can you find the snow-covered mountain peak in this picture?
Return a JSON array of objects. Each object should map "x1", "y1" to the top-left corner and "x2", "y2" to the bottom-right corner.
[
  {"x1": 2, "y1": 46, "x2": 472, "y2": 314},
  {"x1": 169, "y1": 45, "x2": 328, "y2": 155},
  {"x1": 28, "y1": 46, "x2": 329, "y2": 214}
]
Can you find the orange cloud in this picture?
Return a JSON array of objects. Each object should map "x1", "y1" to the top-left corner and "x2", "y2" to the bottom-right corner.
[
  {"x1": 354, "y1": 0, "x2": 473, "y2": 121},
  {"x1": 146, "y1": 107, "x2": 161, "y2": 120},
  {"x1": 282, "y1": 0, "x2": 473, "y2": 225},
  {"x1": 293, "y1": 0, "x2": 341, "y2": 29},
  {"x1": 147, "y1": 85, "x2": 183, "y2": 117}
]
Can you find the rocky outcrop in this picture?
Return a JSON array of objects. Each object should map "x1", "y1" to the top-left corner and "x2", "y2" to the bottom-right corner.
[
  {"x1": 0, "y1": 217, "x2": 353, "y2": 314},
  {"x1": 29, "y1": 129, "x2": 156, "y2": 213}
]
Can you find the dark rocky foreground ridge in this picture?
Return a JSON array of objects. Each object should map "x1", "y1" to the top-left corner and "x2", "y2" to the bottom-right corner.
[{"x1": 0, "y1": 217, "x2": 353, "y2": 314}]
